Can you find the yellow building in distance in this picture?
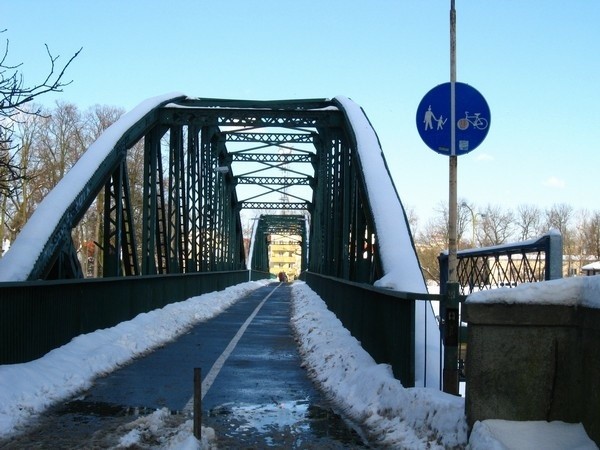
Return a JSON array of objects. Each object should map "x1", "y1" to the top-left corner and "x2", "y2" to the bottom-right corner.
[{"x1": 269, "y1": 233, "x2": 302, "y2": 281}]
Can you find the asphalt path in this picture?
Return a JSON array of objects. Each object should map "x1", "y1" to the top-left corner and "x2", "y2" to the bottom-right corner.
[{"x1": 0, "y1": 282, "x2": 365, "y2": 449}]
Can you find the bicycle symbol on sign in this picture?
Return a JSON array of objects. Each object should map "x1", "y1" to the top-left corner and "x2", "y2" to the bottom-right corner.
[{"x1": 457, "y1": 111, "x2": 488, "y2": 131}]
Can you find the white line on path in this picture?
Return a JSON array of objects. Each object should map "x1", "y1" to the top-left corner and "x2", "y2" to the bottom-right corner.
[{"x1": 183, "y1": 283, "x2": 280, "y2": 412}]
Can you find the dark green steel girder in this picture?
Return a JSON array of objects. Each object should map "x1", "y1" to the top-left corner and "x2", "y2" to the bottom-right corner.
[
  {"x1": 224, "y1": 132, "x2": 315, "y2": 144},
  {"x1": 231, "y1": 153, "x2": 313, "y2": 163},
  {"x1": 242, "y1": 202, "x2": 309, "y2": 210},
  {"x1": 103, "y1": 161, "x2": 139, "y2": 277},
  {"x1": 172, "y1": 97, "x2": 332, "y2": 109},
  {"x1": 235, "y1": 176, "x2": 312, "y2": 186},
  {"x1": 250, "y1": 214, "x2": 308, "y2": 274},
  {"x1": 29, "y1": 95, "x2": 187, "y2": 280},
  {"x1": 158, "y1": 106, "x2": 343, "y2": 129},
  {"x1": 20, "y1": 94, "x2": 393, "y2": 288}
]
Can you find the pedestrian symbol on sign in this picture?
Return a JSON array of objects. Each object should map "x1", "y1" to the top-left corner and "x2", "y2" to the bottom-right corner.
[
  {"x1": 424, "y1": 106, "x2": 435, "y2": 130},
  {"x1": 423, "y1": 105, "x2": 448, "y2": 131}
]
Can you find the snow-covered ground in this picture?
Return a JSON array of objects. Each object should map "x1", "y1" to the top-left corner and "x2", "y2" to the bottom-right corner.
[
  {"x1": 291, "y1": 282, "x2": 467, "y2": 448},
  {"x1": 0, "y1": 280, "x2": 598, "y2": 449},
  {"x1": 466, "y1": 274, "x2": 600, "y2": 308}
]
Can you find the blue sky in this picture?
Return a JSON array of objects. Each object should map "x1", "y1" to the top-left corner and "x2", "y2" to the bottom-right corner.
[{"x1": 4, "y1": 1, "x2": 600, "y2": 228}]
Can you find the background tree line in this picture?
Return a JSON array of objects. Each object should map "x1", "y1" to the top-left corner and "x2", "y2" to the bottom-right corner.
[
  {"x1": 0, "y1": 101, "x2": 142, "y2": 276},
  {"x1": 3, "y1": 100, "x2": 600, "y2": 281},
  {"x1": 409, "y1": 201, "x2": 600, "y2": 284}
]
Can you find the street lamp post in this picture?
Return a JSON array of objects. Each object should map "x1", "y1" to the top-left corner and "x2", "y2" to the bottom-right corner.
[
  {"x1": 461, "y1": 202, "x2": 476, "y2": 246},
  {"x1": 461, "y1": 202, "x2": 485, "y2": 248}
]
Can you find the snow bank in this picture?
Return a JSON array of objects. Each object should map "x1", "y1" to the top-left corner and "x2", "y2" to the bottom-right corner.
[
  {"x1": 5, "y1": 277, "x2": 589, "y2": 448},
  {"x1": 290, "y1": 282, "x2": 467, "y2": 448},
  {"x1": 466, "y1": 275, "x2": 600, "y2": 309},
  {"x1": 0, "y1": 92, "x2": 185, "y2": 282},
  {"x1": 334, "y1": 96, "x2": 441, "y2": 388},
  {"x1": 0, "y1": 280, "x2": 264, "y2": 438},
  {"x1": 468, "y1": 420, "x2": 598, "y2": 450}
]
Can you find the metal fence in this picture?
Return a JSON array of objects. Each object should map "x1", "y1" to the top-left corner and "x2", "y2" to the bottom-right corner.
[
  {"x1": 0, "y1": 270, "x2": 260, "y2": 365},
  {"x1": 437, "y1": 232, "x2": 563, "y2": 383},
  {"x1": 439, "y1": 231, "x2": 563, "y2": 296},
  {"x1": 304, "y1": 271, "x2": 417, "y2": 387}
]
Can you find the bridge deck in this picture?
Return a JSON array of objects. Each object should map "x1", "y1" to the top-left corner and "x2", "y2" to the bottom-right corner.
[{"x1": 1, "y1": 283, "x2": 363, "y2": 448}]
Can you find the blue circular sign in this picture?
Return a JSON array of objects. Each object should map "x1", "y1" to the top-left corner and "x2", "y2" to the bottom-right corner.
[{"x1": 416, "y1": 82, "x2": 490, "y2": 155}]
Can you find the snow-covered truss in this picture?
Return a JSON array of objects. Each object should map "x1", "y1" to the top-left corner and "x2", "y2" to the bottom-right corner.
[{"x1": 0, "y1": 95, "x2": 422, "y2": 294}]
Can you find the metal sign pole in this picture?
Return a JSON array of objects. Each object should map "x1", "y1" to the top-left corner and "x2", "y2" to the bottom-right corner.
[
  {"x1": 444, "y1": 0, "x2": 460, "y2": 396},
  {"x1": 416, "y1": 0, "x2": 490, "y2": 396}
]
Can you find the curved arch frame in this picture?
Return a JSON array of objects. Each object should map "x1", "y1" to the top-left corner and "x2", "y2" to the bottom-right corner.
[{"x1": 1, "y1": 96, "x2": 420, "y2": 291}]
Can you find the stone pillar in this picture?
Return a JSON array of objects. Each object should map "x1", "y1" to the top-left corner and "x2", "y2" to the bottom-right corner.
[{"x1": 464, "y1": 302, "x2": 599, "y2": 445}]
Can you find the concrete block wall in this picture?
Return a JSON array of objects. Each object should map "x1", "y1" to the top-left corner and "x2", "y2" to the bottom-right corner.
[{"x1": 464, "y1": 302, "x2": 600, "y2": 445}]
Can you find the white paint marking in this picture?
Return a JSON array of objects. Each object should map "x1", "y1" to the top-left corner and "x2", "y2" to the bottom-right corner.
[{"x1": 183, "y1": 283, "x2": 280, "y2": 412}]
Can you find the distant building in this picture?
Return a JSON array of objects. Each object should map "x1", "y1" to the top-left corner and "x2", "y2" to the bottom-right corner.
[
  {"x1": 269, "y1": 233, "x2": 302, "y2": 281},
  {"x1": 581, "y1": 261, "x2": 600, "y2": 276}
]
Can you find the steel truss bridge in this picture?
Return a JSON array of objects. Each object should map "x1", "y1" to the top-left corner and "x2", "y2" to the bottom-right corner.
[
  {"x1": 0, "y1": 95, "x2": 436, "y2": 388},
  {"x1": 0, "y1": 95, "x2": 419, "y2": 284}
]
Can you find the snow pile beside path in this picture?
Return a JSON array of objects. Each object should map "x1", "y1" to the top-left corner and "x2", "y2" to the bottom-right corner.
[
  {"x1": 0, "y1": 280, "x2": 265, "y2": 438},
  {"x1": 290, "y1": 282, "x2": 467, "y2": 448}
]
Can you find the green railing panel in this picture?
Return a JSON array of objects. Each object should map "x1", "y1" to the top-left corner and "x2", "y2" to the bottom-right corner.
[
  {"x1": 304, "y1": 272, "x2": 415, "y2": 387},
  {"x1": 0, "y1": 271, "x2": 249, "y2": 364}
]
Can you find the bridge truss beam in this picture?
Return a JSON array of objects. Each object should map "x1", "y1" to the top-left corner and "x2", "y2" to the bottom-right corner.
[{"x1": 15, "y1": 96, "x2": 388, "y2": 285}]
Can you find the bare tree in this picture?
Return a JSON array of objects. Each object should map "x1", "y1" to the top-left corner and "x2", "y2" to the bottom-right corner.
[
  {"x1": 578, "y1": 209, "x2": 600, "y2": 260},
  {"x1": 426, "y1": 200, "x2": 470, "y2": 248},
  {"x1": 413, "y1": 201, "x2": 600, "y2": 282},
  {"x1": 0, "y1": 29, "x2": 81, "y2": 195},
  {"x1": 478, "y1": 204, "x2": 515, "y2": 246},
  {"x1": 405, "y1": 205, "x2": 419, "y2": 238},
  {"x1": 83, "y1": 104, "x2": 124, "y2": 141},
  {"x1": 2, "y1": 110, "x2": 45, "y2": 240},
  {"x1": 416, "y1": 219, "x2": 445, "y2": 284},
  {"x1": 544, "y1": 203, "x2": 573, "y2": 235},
  {"x1": 515, "y1": 203, "x2": 543, "y2": 240},
  {"x1": 413, "y1": 200, "x2": 472, "y2": 284},
  {"x1": 34, "y1": 102, "x2": 85, "y2": 199}
]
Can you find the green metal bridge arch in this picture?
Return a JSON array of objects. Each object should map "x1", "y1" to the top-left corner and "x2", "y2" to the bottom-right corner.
[{"x1": 0, "y1": 95, "x2": 419, "y2": 287}]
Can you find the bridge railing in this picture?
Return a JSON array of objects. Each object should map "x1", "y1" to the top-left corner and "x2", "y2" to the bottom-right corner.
[
  {"x1": 0, "y1": 270, "x2": 262, "y2": 365},
  {"x1": 303, "y1": 271, "x2": 422, "y2": 387},
  {"x1": 300, "y1": 233, "x2": 563, "y2": 391},
  {"x1": 437, "y1": 231, "x2": 563, "y2": 384},
  {"x1": 439, "y1": 231, "x2": 563, "y2": 296}
]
